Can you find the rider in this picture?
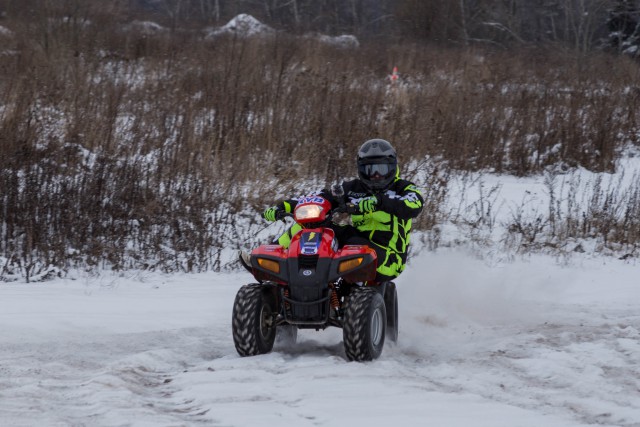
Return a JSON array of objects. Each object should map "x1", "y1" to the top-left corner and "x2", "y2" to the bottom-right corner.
[{"x1": 261, "y1": 139, "x2": 424, "y2": 282}]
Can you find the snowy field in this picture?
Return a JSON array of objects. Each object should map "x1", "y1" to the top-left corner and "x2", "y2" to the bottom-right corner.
[{"x1": 1, "y1": 249, "x2": 639, "y2": 427}]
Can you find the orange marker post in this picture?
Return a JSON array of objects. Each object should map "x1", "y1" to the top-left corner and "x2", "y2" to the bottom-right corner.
[{"x1": 390, "y1": 66, "x2": 399, "y2": 84}]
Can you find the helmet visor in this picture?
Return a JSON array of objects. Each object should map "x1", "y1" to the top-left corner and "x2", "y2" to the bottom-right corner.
[{"x1": 359, "y1": 162, "x2": 395, "y2": 179}]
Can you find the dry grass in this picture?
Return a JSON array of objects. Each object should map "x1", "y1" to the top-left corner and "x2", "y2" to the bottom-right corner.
[{"x1": 1, "y1": 8, "x2": 640, "y2": 278}]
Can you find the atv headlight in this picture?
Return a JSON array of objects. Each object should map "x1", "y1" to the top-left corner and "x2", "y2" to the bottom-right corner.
[
  {"x1": 294, "y1": 205, "x2": 324, "y2": 221},
  {"x1": 338, "y1": 257, "x2": 363, "y2": 273},
  {"x1": 257, "y1": 258, "x2": 280, "y2": 273}
]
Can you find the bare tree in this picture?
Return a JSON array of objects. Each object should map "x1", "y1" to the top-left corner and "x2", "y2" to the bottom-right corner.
[
  {"x1": 198, "y1": 0, "x2": 221, "y2": 23},
  {"x1": 282, "y1": 0, "x2": 300, "y2": 27},
  {"x1": 563, "y1": 0, "x2": 613, "y2": 52},
  {"x1": 160, "y1": 0, "x2": 183, "y2": 30},
  {"x1": 460, "y1": 0, "x2": 470, "y2": 45},
  {"x1": 457, "y1": 0, "x2": 614, "y2": 50},
  {"x1": 348, "y1": 0, "x2": 360, "y2": 33}
]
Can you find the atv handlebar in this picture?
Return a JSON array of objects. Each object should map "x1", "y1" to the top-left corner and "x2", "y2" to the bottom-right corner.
[
  {"x1": 276, "y1": 210, "x2": 292, "y2": 221},
  {"x1": 275, "y1": 203, "x2": 357, "y2": 223},
  {"x1": 332, "y1": 203, "x2": 359, "y2": 215},
  {"x1": 329, "y1": 183, "x2": 359, "y2": 215},
  {"x1": 274, "y1": 183, "x2": 359, "y2": 223}
]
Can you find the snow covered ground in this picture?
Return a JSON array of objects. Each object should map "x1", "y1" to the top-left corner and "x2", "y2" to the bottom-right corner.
[{"x1": 1, "y1": 249, "x2": 639, "y2": 427}]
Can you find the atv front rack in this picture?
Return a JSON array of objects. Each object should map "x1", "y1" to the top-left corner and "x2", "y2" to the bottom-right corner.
[{"x1": 278, "y1": 288, "x2": 341, "y2": 328}]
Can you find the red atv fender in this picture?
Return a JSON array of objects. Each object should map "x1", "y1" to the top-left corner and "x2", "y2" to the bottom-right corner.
[{"x1": 248, "y1": 231, "x2": 377, "y2": 285}]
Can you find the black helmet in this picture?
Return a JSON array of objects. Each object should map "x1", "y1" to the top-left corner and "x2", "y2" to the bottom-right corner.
[{"x1": 357, "y1": 139, "x2": 398, "y2": 191}]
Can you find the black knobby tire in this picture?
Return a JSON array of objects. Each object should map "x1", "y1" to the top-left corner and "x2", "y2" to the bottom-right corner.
[
  {"x1": 232, "y1": 284, "x2": 277, "y2": 357},
  {"x1": 343, "y1": 287, "x2": 387, "y2": 361},
  {"x1": 385, "y1": 282, "x2": 399, "y2": 343}
]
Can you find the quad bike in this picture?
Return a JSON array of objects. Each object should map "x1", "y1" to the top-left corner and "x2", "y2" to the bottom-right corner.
[{"x1": 232, "y1": 194, "x2": 399, "y2": 362}]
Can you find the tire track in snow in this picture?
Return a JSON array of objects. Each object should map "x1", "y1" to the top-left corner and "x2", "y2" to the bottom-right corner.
[
  {"x1": 0, "y1": 328, "x2": 221, "y2": 426},
  {"x1": 393, "y1": 306, "x2": 640, "y2": 427}
]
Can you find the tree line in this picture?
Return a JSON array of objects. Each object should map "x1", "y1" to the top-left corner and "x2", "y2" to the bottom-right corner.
[
  {"x1": 2, "y1": 0, "x2": 639, "y2": 54},
  {"x1": 155, "y1": 0, "x2": 640, "y2": 55}
]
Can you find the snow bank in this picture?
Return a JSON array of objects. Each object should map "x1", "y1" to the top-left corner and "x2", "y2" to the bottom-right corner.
[
  {"x1": 0, "y1": 25, "x2": 13, "y2": 38},
  {"x1": 123, "y1": 20, "x2": 166, "y2": 35},
  {"x1": 313, "y1": 34, "x2": 360, "y2": 48},
  {"x1": 206, "y1": 14, "x2": 274, "y2": 38}
]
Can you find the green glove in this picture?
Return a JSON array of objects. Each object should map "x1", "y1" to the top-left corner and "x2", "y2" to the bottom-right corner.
[
  {"x1": 263, "y1": 206, "x2": 283, "y2": 222},
  {"x1": 358, "y1": 196, "x2": 378, "y2": 214}
]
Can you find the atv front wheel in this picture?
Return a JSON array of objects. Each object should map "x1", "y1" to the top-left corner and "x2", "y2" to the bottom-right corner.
[
  {"x1": 232, "y1": 284, "x2": 277, "y2": 356},
  {"x1": 343, "y1": 287, "x2": 386, "y2": 361}
]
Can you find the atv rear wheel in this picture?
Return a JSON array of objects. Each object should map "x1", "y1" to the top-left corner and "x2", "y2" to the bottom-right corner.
[
  {"x1": 343, "y1": 287, "x2": 386, "y2": 361},
  {"x1": 384, "y1": 282, "x2": 398, "y2": 343},
  {"x1": 232, "y1": 284, "x2": 277, "y2": 356}
]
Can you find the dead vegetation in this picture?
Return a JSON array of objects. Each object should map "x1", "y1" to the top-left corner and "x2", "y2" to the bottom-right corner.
[{"x1": 0, "y1": 6, "x2": 639, "y2": 278}]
